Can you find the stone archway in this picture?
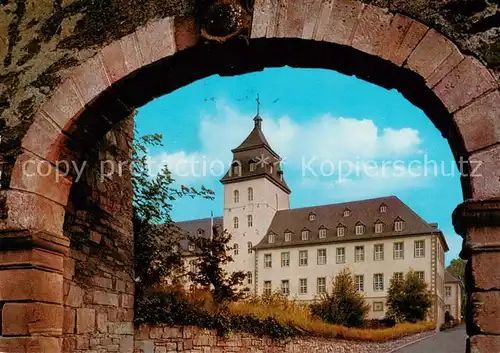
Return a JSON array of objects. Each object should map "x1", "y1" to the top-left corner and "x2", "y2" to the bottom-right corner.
[{"x1": 1, "y1": 1, "x2": 499, "y2": 352}]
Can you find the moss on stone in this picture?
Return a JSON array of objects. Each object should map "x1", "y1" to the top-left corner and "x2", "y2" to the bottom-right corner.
[{"x1": 32, "y1": 55, "x2": 79, "y2": 90}]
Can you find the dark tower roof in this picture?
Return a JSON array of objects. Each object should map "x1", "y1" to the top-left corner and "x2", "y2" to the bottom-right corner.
[{"x1": 220, "y1": 110, "x2": 290, "y2": 194}]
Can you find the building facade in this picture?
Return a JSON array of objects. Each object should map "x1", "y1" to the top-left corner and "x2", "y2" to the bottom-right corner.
[
  {"x1": 176, "y1": 114, "x2": 449, "y2": 324},
  {"x1": 444, "y1": 271, "x2": 463, "y2": 321}
]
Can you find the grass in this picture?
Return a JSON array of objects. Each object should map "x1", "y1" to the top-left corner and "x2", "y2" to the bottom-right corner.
[{"x1": 228, "y1": 292, "x2": 435, "y2": 342}]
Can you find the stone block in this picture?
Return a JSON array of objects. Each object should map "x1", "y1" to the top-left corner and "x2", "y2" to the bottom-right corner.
[
  {"x1": 251, "y1": 0, "x2": 278, "y2": 38},
  {"x1": 121, "y1": 293, "x2": 134, "y2": 308},
  {"x1": 71, "y1": 54, "x2": 110, "y2": 105},
  {"x1": 120, "y1": 335, "x2": 134, "y2": 353},
  {"x1": 97, "y1": 311, "x2": 107, "y2": 333},
  {"x1": 407, "y1": 29, "x2": 457, "y2": 79},
  {"x1": 40, "y1": 79, "x2": 84, "y2": 130},
  {"x1": 150, "y1": 326, "x2": 163, "y2": 339},
  {"x1": 351, "y1": 5, "x2": 392, "y2": 56},
  {"x1": 379, "y1": 14, "x2": 428, "y2": 66},
  {"x1": 101, "y1": 34, "x2": 141, "y2": 84},
  {"x1": 323, "y1": 0, "x2": 364, "y2": 45},
  {"x1": 63, "y1": 307, "x2": 75, "y2": 334},
  {"x1": 454, "y1": 90, "x2": 500, "y2": 153},
  {"x1": 93, "y1": 290, "x2": 119, "y2": 306},
  {"x1": 136, "y1": 17, "x2": 176, "y2": 65},
  {"x1": 311, "y1": 0, "x2": 334, "y2": 41},
  {"x1": 471, "y1": 252, "x2": 500, "y2": 290},
  {"x1": 471, "y1": 291, "x2": 500, "y2": 334},
  {"x1": 434, "y1": 57, "x2": 497, "y2": 113},
  {"x1": 65, "y1": 284, "x2": 83, "y2": 307},
  {"x1": 469, "y1": 335, "x2": 500, "y2": 353},
  {"x1": 76, "y1": 308, "x2": 95, "y2": 334},
  {"x1": 1, "y1": 303, "x2": 28, "y2": 335},
  {"x1": 0, "y1": 268, "x2": 63, "y2": 304},
  {"x1": 163, "y1": 326, "x2": 182, "y2": 338},
  {"x1": 468, "y1": 145, "x2": 500, "y2": 200},
  {"x1": 93, "y1": 276, "x2": 113, "y2": 289}
]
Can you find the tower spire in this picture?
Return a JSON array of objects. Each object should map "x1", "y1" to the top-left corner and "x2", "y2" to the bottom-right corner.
[{"x1": 254, "y1": 94, "x2": 262, "y2": 129}]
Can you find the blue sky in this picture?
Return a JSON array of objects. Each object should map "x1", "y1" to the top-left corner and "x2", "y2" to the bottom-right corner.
[{"x1": 136, "y1": 67, "x2": 463, "y2": 264}]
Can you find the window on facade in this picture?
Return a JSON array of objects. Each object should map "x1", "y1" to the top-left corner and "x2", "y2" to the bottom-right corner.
[
  {"x1": 317, "y1": 249, "x2": 327, "y2": 265},
  {"x1": 233, "y1": 243, "x2": 239, "y2": 255},
  {"x1": 394, "y1": 220, "x2": 405, "y2": 232},
  {"x1": 233, "y1": 217, "x2": 239, "y2": 229},
  {"x1": 393, "y1": 242, "x2": 404, "y2": 259},
  {"x1": 337, "y1": 226, "x2": 345, "y2": 237},
  {"x1": 414, "y1": 240, "x2": 425, "y2": 257},
  {"x1": 233, "y1": 190, "x2": 239, "y2": 203},
  {"x1": 373, "y1": 302, "x2": 384, "y2": 312},
  {"x1": 336, "y1": 247, "x2": 346, "y2": 264},
  {"x1": 355, "y1": 224, "x2": 365, "y2": 235},
  {"x1": 445, "y1": 286, "x2": 452, "y2": 297},
  {"x1": 281, "y1": 252, "x2": 290, "y2": 267},
  {"x1": 374, "y1": 244, "x2": 384, "y2": 261},
  {"x1": 232, "y1": 163, "x2": 240, "y2": 176},
  {"x1": 247, "y1": 214, "x2": 253, "y2": 227},
  {"x1": 393, "y1": 272, "x2": 404, "y2": 282},
  {"x1": 189, "y1": 260, "x2": 197, "y2": 274},
  {"x1": 317, "y1": 277, "x2": 326, "y2": 294},
  {"x1": 309, "y1": 213, "x2": 316, "y2": 221},
  {"x1": 270, "y1": 164, "x2": 274, "y2": 174},
  {"x1": 299, "y1": 250, "x2": 308, "y2": 266},
  {"x1": 268, "y1": 233, "x2": 276, "y2": 243},
  {"x1": 416, "y1": 271, "x2": 425, "y2": 281},
  {"x1": 264, "y1": 281, "x2": 272, "y2": 296},
  {"x1": 380, "y1": 204, "x2": 387, "y2": 213},
  {"x1": 299, "y1": 278, "x2": 308, "y2": 295},
  {"x1": 247, "y1": 271, "x2": 253, "y2": 285},
  {"x1": 319, "y1": 228, "x2": 327, "y2": 239},
  {"x1": 284, "y1": 231, "x2": 292, "y2": 242},
  {"x1": 375, "y1": 222, "x2": 384, "y2": 234},
  {"x1": 249, "y1": 161, "x2": 256, "y2": 172},
  {"x1": 301, "y1": 230, "x2": 309, "y2": 241},
  {"x1": 374, "y1": 274, "x2": 384, "y2": 291},
  {"x1": 343, "y1": 208, "x2": 351, "y2": 217},
  {"x1": 355, "y1": 246, "x2": 365, "y2": 262},
  {"x1": 248, "y1": 187, "x2": 254, "y2": 201},
  {"x1": 197, "y1": 229, "x2": 205, "y2": 236},
  {"x1": 281, "y1": 280, "x2": 290, "y2": 296},
  {"x1": 247, "y1": 241, "x2": 253, "y2": 254},
  {"x1": 355, "y1": 275, "x2": 364, "y2": 292},
  {"x1": 264, "y1": 254, "x2": 272, "y2": 268}
]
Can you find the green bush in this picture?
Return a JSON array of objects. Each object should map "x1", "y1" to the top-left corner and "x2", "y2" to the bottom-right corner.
[
  {"x1": 386, "y1": 270, "x2": 432, "y2": 323},
  {"x1": 310, "y1": 268, "x2": 369, "y2": 327}
]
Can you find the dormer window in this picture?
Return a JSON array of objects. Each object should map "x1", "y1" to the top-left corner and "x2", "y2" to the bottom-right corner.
[
  {"x1": 355, "y1": 223, "x2": 365, "y2": 235},
  {"x1": 284, "y1": 231, "x2": 292, "y2": 242},
  {"x1": 319, "y1": 227, "x2": 327, "y2": 239},
  {"x1": 343, "y1": 208, "x2": 351, "y2": 217},
  {"x1": 197, "y1": 229, "x2": 205, "y2": 236},
  {"x1": 268, "y1": 233, "x2": 276, "y2": 243},
  {"x1": 394, "y1": 218, "x2": 405, "y2": 232},
  {"x1": 309, "y1": 212, "x2": 316, "y2": 221},
  {"x1": 375, "y1": 221, "x2": 384, "y2": 234},
  {"x1": 380, "y1": 204, "x2": 387, "y2": 213},
  {"x1": 301, "y1": 229, "x2": 310, "y2": 241},
  {"x1": 278, "y1": 171, "x2": 283, "y2": 181},
  {"x1": 337, "y1": 225, "x2": 346, "y2": 237},
  {"x1": 270, "y1": 164, "x2": 274, "y2": 174},
  {"x1": 232, "y1": 163, "x2": 241, "y2": 176},
  {"x1": 249, "y1": 161, "x2": 256, "y2": 172}
]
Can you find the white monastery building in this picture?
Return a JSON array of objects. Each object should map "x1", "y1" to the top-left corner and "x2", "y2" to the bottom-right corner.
[{"x1": 176, "y1": 112, "x2": 454, "y2": 325}]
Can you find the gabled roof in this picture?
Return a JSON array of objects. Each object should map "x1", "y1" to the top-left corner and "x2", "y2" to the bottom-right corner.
[
  {"x1": 174, "y1": 216, "x2": 223, "y2": 250},
  {"x1": 445, "y1": 271, "x2": 462, "y2": 284},
  {"x1": 256, "y1": 196, "x2": 448, "y2": 250}
]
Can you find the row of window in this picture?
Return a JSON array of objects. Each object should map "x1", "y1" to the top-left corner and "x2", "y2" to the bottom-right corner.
[
  {"x1": 268, "y1": 220, "x2": 406, "y2": 243},
  {"x1": 264, "y1": 271, "x2": 425, "y2": 296},
  {"x1": 233, "y1": 242, "x2": 254, "y2": 255},
  {"x1": 233, "y1": 215, "x2": 253, "y2": 229},
  {"x1": 263, "y1": 240, "x2": 426, "y2": 267},
  {"x1": 231, "y1": 162, "x2": 282, "y2": 178}
]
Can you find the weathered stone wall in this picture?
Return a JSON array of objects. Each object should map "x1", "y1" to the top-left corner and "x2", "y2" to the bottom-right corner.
[
  {"x1": 134, "y1": 325, "x2": 434, "y2": 353},
  {"x1": 61, "y1": 116, "x2": 134, "y2": 353}
]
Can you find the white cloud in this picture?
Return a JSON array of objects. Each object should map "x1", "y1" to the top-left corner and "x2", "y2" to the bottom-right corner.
[{"x1": 148, "y1": 101, "x2": 424, "y2": 192}]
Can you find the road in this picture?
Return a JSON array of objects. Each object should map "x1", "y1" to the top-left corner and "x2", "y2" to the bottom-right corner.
[{"x1": 395, "y1": 326, "x2": 467, "y2": 353}]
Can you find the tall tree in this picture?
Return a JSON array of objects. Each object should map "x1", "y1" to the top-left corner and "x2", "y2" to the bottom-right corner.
[
  {"x1": 386, "y1": 270, "x2": 432, "y2": 323},
  {"x1": 446, "y1": 258, "x2": 466, "y2": 284},
  {"x1": 189, "y1": 225, "x2": 249, "y2": 307},
  {"x1": 310, "y1": 268, "x2": 369, "y2": 327}
]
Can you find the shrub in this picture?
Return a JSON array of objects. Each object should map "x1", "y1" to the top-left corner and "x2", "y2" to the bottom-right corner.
[
  {"x1": 310, "y1": 268, "x2": 369, "y2": 327},
  {"x1": 386, "y1": 270, "x2": 432, "y2": 323}
]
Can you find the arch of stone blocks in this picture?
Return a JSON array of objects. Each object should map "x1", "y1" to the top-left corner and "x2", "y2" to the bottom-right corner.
[{"x1": 1, "y1": 0, "x2": 499, "y2": 352}]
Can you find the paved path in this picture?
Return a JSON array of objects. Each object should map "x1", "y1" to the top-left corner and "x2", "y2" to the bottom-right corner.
[{"x1": 395, "y1": 325, "x2": 467, "y2": 353}]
